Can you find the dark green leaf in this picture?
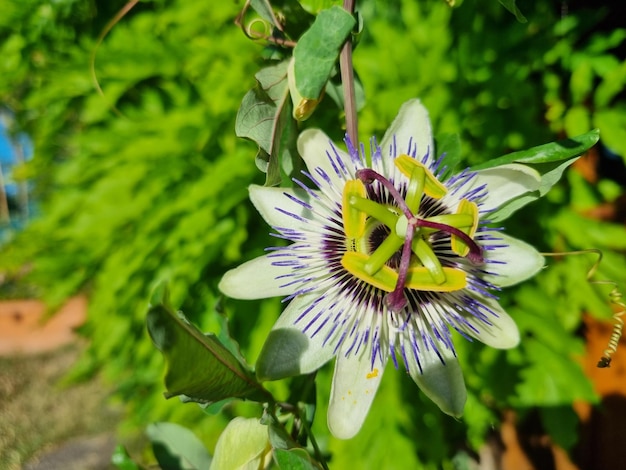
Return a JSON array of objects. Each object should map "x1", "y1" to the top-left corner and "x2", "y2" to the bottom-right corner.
[
  {"x1": 269, "y1": 90, "x2": 298, "y2": 186},
  {"x1": 497, "y1": 0, "x2": 527, "y2": 23},
  {"x1": 540, "y1": 407, "x2": 580, "y2": 451},
  {"x1": 147, "y1": 422, "x2": 212, "y2": 470},
  {"x1": 236, "y1": 61, "x2": 293, "y2": 186},
  {"x1": 269, "y1": 422, "x2": 297, "y2": 450},
  {"x1": 286, "y1": 374, "x2": 317, "y2": 446},
  {"x1": 293, "y1": 6, "x2": 356, "y2": 100},
  {"x1": 216, "y1": 307, "x2": 252, "y2": 367},
  {"x1": 472, "y1": 130, "x2": 600, "y2": 222},
  {"x1": 471, "y1": 129, "x2": 599, "y2": 170},
  {"x1": 147, "y1": 285, "x2": 272, "y2": 404},
  {"x1": 236, "y1": 61, "x2": 289, "y2": 155},
  {"x1": 274, "y1": 448, "x2": 322, "y2": 470},
  {"x1": 201, "y1": 397, "x2": 234, "y2": 415}
]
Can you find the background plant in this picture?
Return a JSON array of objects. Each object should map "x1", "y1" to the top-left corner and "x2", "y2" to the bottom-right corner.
[{"x1": 1, "y1": 0, "x2": 625, "y2": 467}]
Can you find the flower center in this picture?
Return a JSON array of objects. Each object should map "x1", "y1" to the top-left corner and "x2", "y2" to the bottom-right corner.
[{"x1": 340, "y1": 154, "x2": 483, "y2": 313}]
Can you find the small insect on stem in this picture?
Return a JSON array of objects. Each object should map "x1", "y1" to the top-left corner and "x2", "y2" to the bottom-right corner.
[{"x1": 542, "y1": 249, "x2": 625, "y2": 368}]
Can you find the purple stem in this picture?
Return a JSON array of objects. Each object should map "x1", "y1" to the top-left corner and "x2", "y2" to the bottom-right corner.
[
  {"x1": 340, "y1": 0, "x2": 358, "y2": 146},
  {"x1": 416, "y1": 219, "x2": 483, "y2": 264},
  {"x1": 385, "y1": 218, "x2": 417, "y2": 312},
  {"x1": 356, "y1": 168, "x2": 413, "y2": 219}
]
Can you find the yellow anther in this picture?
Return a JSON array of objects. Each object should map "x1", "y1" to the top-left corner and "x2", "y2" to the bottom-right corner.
[
  {"x1": 342, "y1": 252, "x2": 467, "y2": 293},
  {"x1": 342, "y1": 252, "x2": 400, "y2": 292},
  {"x1": 343, "y1": 179, "x2": 367, "y2": 240},
  {"x1": 394, "y1": 155, "x2": 447, "y2": 199},
  {"x1": 405, "y1": 266, "x2": 467, "y2": 291}
]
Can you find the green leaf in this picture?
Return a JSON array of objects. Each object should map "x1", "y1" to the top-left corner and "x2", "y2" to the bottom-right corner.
[
  {"x1": 287, "y1": 374, "x2": 317, "y2": 441},
  {"x1": 497, "y1": 0, "x2": 527, "y2": 23},
  {"x1": 111, "y1": 445, "x2": 140, "y2": 470},
  {"x1": 594, "y1": 109, "x2": 626, "y2": 158},
  {"x1": 594, "y1": 60, "x2": 626, "y2": 107},
  {"x1": 570, "y1": 60, "x2": 593, "y2": 103},
  {"x1": 201, "y1": 398, "x2": 234, "y2": 415},
  {"x1": 564, "y1": 106, "x2": 591, "y2": 137},
  {"x1": 274, "y1": 448, "x2": 322, "y2": 470},
  {"x1": 514, "y1": 339, "x2": 596, "y2": 406},
  {"x1": 540, "y1": 407, "x2": 580, "y2": 451},
  {"x1": 147, "y1": 285, "x2": 272, "y2": 404},
  {"x1": 293, "y1": 6, "x2": 356, "y2": 100},
  {"x1": 471, "y1": 129, "x2": 599, "y2": 170},
  {"x1": 236, "y1": 61, "x2": 290, "y2": 154},
  {"x1": 236, "y1": 61, "x2": 293, "y2": 186},
  {"x1": 268, "y1": 422, "x2": 297, "y2": 451},
  {"x1": 270, "y1": 89, "x2": 298, "y2": 185},
  {"x1": 211, "y1": 417, "x2": 271, "y2": 470},
  {"x1": 472, "y1": 130, "x2": 600, "y2": 222},
  {"x1": 147, "y1": 422, "x2": 212, "y2": 470}
]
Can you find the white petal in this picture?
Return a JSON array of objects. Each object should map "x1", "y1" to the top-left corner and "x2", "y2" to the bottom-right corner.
[
  {"x1": 327, "y1": 353, "x2": 386, "y2": 439},
  {"x1": 380, "y1": 99, "x2": 434, "y2": 169},
  {"x1": 405, "y1": 339, "x2": 466, "y2": 418},
  {"x1": 256, "y1": 294, "x2": 335, "y2": 381},
  {"x1": 249, "y1": 184, "x2": 319, "y2": 230},
  {"x1": 219, "y1": 255, "x2": 297, "y2": 300},
  {"x1": 459, "y1": 297, "x2": 520, "y2": 349},
  {"x1": 483, "y1": 232, "x2": 545, "y2": 287},
  {"x1": 297, "y1": 129, "x2": 349, "y2": 189},
  {"x1": 472, "y1": 163, "x2": 541, "y2": 214}
]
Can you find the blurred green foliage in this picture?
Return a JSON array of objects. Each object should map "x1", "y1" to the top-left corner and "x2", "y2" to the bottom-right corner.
[{"x1": 1, "y1": 0, "x2": 626, "y2": 467}]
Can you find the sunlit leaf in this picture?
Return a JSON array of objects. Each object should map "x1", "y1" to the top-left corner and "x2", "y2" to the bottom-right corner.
[
  {"x1": 594, "y1": 109, "x2": 626, "y2": 158},
  {"x1": 514, "y1": 339, "x2": 596, "y2": 406},
  {"x1": 293, "y1": 6, "x2": 355, "y2": 100},
  {"x1": 594, "y1": 60, "x2": 626, "y2": 107},
  {"x1": 147, "y1": 285, "x2": 273, "y2": 404},
  {"x1": 570, "y1": 60, "x2": 593, "y2": 103},
  {"x1": 564, "y1": 106, "x2": 591, "y2": 138},
  {"x1": 298, "y1": 0, "x2": 343, "y2": 15},
  {"x1": 147, "y1": 422, "x2": 212, "y2": 470}
]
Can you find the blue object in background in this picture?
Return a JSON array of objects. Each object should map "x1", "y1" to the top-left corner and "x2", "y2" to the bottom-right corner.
[{"x1": 0, "y1": 110, "x2": 33, "y2": 241}]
